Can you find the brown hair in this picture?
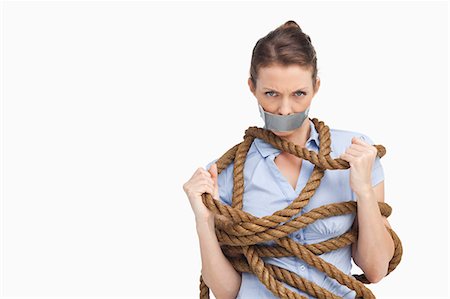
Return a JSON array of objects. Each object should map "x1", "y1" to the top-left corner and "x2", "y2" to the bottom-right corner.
[{"x1": 249, "y1": 20, "x2": 319, "y2": 92}]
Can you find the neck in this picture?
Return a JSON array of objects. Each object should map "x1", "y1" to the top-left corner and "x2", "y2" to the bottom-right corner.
[{"x1": 277, "y1": 118, "x2": 311, "y2": 147}]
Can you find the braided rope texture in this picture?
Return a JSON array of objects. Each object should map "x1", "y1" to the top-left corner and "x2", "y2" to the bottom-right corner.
[{"x1": 199, "y1": 117, "x2": 403, "y2": 299}]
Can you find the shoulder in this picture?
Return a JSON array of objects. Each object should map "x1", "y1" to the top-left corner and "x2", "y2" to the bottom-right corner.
[
  {"x1": 205, "y1": 158, "x2": 234, "y2": 178},
  {"x1": 203, "y1": 141, "x2": 262, "y2": 206},
  {"x1": 204, "y1": 157, "x2": 234, "y2": 206},
  {"x1": 204, "y1": 140, "x2": 260, "y2": 176},
  {"x1": 328, "y1": 126, "x2": 385, "y2": 189},
  {"x1": 329, "y1": 127, "x2": 376, "y2": 156}
]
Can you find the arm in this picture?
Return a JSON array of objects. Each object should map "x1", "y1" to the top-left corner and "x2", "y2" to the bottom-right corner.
[
  {"x1": 351, "y1": 180, "x2": 395, "y2": 283},
  {"x1": 196, "y1": 215, "x2": 242, "y2": 299}
]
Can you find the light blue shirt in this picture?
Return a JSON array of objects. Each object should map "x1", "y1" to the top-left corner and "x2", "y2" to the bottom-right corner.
[{"x1": 205, "y1": 119, "x2": 384, "y2": 299}]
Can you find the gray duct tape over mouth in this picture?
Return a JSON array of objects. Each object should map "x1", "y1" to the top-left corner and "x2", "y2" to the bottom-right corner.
[{"x1": 258, "y1": 103, "x2": 310, "y2": 132}]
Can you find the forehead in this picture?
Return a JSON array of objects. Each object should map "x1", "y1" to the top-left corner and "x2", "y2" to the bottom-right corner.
[{"x1": 257, "y1": 64, "x2": 312, "y2": 89}]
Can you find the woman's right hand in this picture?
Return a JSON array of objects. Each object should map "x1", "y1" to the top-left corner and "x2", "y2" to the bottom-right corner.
[{"x1": 183, "y1": 163, "x2": 220, "y2": 221}]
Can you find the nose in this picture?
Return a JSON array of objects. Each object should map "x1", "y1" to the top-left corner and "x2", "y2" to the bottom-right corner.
[{"x1": 276, "y1": 98, "x2": 294, "y2": 115}]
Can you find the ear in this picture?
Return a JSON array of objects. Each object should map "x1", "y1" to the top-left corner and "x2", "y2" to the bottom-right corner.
[
  {"x1": 314, "y1": 76, "x2": 321, "y2": 95},
  {"x1": 314, "y1": 77, "x2": 320, "y2": 94},
  {"x1": 248, "y1": 77, "x2": 256, "y2": 95}
]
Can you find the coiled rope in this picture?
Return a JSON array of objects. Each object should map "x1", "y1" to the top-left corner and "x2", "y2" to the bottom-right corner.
[{"x1": 199, "y1": 117, "x2": 403, "y2": 299}]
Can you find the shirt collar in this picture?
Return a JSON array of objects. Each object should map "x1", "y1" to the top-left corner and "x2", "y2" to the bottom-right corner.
[{"x1": 254, "y1": 118, "x2": 322, "y2": 158}]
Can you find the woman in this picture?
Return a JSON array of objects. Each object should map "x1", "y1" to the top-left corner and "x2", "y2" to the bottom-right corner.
[{"x1": 183, "y1": 20, "x2": 395, "y2": 299}]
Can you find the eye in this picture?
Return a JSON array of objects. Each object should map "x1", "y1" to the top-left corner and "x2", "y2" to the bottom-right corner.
[{"x1": 265, "y1": 90, "x2": 306, "y2": 97}]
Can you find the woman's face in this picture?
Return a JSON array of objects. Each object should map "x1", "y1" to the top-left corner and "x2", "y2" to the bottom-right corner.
[{"x1": 248, "y1": 63, "x2": 320, "y2": 137}]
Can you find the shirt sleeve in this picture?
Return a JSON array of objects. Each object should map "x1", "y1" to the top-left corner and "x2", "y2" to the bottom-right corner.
[{"x1": 205, "y1": 158, "x2": 232, "y2": 206}]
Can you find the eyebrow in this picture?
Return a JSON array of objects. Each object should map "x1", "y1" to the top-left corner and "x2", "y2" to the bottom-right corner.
[{"x1": 262, "y1": 87, "x2": 308, "y2": 92}]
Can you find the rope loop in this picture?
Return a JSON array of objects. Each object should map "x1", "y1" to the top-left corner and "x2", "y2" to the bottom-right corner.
[{"x1": 199, "y1": 117, "x2": 403, "y2": 298}]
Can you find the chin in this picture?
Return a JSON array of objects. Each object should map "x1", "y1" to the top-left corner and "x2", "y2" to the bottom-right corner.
[{"x1": 271, "y1": 130, "x2": 294, "y2": 136}]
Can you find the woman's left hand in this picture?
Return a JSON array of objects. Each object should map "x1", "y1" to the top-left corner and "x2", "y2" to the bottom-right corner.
[{"x1": 339, "y1": 136, "x2": 378, "y2": 197}]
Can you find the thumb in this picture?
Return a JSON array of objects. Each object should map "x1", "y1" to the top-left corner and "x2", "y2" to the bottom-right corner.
[{"x1": 209, "y1": 163, "x2": 219, "y2": 200}]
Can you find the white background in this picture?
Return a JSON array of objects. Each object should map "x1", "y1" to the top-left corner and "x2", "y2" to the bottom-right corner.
[{"x1": 1, "y1": 1, "x2": 448, "y2": 298}]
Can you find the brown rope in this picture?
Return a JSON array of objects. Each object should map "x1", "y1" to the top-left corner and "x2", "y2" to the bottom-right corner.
[{"x1": 199, "y1": 117, "x2": 403, "y2": 299}]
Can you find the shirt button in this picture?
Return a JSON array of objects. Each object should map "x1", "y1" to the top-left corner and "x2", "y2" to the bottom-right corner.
[{"x1": 300, "y1": 265, "x2": 306, "y2": 271}]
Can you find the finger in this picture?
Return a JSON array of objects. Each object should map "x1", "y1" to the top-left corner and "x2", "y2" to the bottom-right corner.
[
  {"x1": 210, "y1": 164, "x2": 220, "y2": 199},
  {"x1": 352, "y1": 136, "x2": 370, "y2": 146},
  {"x1": 209, "y1": 163, "x2": 218, "y2": 184},
  {"x1": 199, "y1": 172, "x2": 212, "y2": 184},
  {"x1": 340, "y1": 152, "x2": 355, "y2": 163},
  {"x1": 210, "y1": 163, "x2": 218, "y2": 176},
  {"x1": 347, "y1": 143, "x2": 367, "y2": 152},
  {"x1": 209, "y1": 185, "x2": 217, "y2": 199},
  {"x1": 203, "y1": 183, "x2": 215, "y2": 197},
  {"x1": 198, "y1": 176, "x2": 217, "y2": 199},
  {"x1": 193, "y1": 175, "x2": 214, "y2": 186},
  {"x1": 206, "y1": 177, "x2": 214, "y2": 185},
  {"x1": 202, "y1": 168, "x2": 212, "y2": 177},
  {"x1": 344, "y1": 148, "x2": 361, "y2": 157},
  {"x1": 208, "y1": 184, "x2": 219, "y2": 200}
]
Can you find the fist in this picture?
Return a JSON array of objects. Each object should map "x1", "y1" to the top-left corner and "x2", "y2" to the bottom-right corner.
[
  {"x1": 183, "y1": 163, "x2": 220, "y2": 221},
  {"x1": 339, "y1": 136, "x2": 378, "y2": 196}
]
